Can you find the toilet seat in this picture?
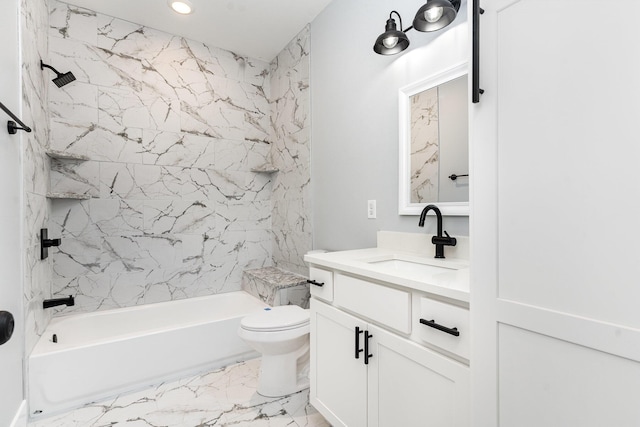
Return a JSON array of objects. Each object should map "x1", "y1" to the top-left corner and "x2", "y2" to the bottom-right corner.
[{"x1": 240, "y1": 305, "x2": 310, "y2": 332}]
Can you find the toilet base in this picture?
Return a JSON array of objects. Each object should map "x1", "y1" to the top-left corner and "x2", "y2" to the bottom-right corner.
[{"x1": 256, "y1": 345, "x2": 310, "y2": 397}]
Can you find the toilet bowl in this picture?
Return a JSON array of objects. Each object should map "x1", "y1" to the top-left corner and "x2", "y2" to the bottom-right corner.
[{"x1": 238, "y1": 305, "x2": 310, "y2": 397}]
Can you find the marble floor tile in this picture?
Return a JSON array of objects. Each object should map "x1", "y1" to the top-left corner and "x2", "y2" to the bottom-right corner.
[{"x1": 28, "y1": 358, "x2": 329, "y2": 427}]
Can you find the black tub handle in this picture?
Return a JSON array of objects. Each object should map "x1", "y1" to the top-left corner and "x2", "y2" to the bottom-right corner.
[
  {"x1": 306, "y1": 279, "x2": 324, "y2": 287},
  {"x1": 420, "y1": 318, "x2": 460, "y2": 336}
]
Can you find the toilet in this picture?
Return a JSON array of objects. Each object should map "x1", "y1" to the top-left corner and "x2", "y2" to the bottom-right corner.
[{"x1": 238, "y1": 305, "x2": 310, "y2": 397}]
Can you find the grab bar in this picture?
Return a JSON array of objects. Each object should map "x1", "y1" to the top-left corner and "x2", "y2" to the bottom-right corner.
[{"x1": 0, "y1": 101, "x2": 32, "y2": 134}]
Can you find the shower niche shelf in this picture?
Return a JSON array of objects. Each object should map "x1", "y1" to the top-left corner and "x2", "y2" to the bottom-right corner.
[
  {"x1": 45, "y1": 149, "x2": 89, "y2": 161},
  {"x1": 250, "y1": 163, "x2": 279, "y2": 174},
  {"x1": 46, "y1": 192, "x2": 91, "y2": 200},
  {"x1": 46, "y1": 149, "x2": 93, "y2": 200}
]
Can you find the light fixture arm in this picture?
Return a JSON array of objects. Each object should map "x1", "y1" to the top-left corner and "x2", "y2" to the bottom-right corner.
[{"x1": 389, "y1": 10, "x2": 414, "y2": 33}]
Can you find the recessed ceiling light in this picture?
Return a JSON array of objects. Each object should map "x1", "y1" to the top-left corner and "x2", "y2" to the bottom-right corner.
[{"x1": 168, "y1": 0, "x2": 194, "y2": 15}]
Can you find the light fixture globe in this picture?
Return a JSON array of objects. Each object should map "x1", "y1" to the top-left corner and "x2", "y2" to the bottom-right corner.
[
  {"x1": 373, "y1": 15, "x2": 410, "y2": 55},
  {"x1": 413, "y1": 0, "x2": 460, "y2": 32}
]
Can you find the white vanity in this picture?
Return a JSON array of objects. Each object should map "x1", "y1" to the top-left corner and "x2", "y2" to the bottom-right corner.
[{"x1": 304, "y1": 231, "x2": 470, "y2": 427}]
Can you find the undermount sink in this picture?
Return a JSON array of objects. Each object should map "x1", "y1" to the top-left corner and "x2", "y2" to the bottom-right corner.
[{"x1": 365, "y1": 256, "x2": 461, "y2": 276}]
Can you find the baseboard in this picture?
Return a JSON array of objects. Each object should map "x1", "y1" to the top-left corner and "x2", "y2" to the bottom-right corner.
[{"x1": 10, "y1": 400, "x2": 27, "y2": 427}]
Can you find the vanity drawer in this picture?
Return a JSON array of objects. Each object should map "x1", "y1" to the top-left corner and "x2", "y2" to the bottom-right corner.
[
  {"x1": 417, "y1": 298, "x2": 470, "y2": 360},
  {"x1": 308, "y1": 267, "x2": 334, "y2": 302},
  {"x1": 334, "y1": 273, "x2": 411, "y2": 334}
]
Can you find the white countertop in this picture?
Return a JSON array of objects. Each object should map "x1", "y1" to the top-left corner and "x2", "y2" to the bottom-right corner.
[{"x1": 304, "y1": 247, "x2": 470, "y2": 303}]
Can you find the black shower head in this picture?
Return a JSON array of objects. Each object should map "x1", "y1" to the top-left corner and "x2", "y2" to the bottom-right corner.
[{"x1": 40, "y1": 60, "x2": 76, "y2": 88}]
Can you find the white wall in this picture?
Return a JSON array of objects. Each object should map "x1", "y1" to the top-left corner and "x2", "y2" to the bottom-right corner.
[{"x1": 311, "y1": 0, "x2": 469, "y2": 251}]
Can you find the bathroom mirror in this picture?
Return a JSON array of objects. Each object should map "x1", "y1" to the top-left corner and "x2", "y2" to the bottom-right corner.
[{"x1": 398, "y1": 63, "x2": 469, "y2": 215}]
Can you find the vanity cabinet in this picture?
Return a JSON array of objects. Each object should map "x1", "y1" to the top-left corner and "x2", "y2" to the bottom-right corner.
[{"x1": 309, "y1": 269, "x2": 469, "y2": 427}]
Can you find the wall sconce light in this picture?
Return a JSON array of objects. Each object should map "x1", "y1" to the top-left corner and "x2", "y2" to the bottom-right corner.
[
  {"x1": 373, "y1": 0, "x2": 461, "y2": 55},
  {"x1": 373, "y1": 11, "x2": 410, "y2": 55}
]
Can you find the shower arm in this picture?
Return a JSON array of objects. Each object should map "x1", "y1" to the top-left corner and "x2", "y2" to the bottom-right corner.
[
  {"x1": 40, "y1": 61, "x2": 61, "y2": 76},
  {"x1": 0, "y1": 101, "x2": 32, "y2": 134}
]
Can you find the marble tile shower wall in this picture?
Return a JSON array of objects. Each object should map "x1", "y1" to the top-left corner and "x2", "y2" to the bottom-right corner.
[
  {"x1": 269, "y1": 27, "x2": 311, "y2": 276},
  {"x1": 21, "y1": 0, "x2": 52, "y2": 355},
  {"x1": 47, "y1": 1, "x2": 278, "y2": 313}
]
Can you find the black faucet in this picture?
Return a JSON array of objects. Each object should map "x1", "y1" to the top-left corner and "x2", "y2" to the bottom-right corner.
[
  {"x1": 43, "y1": 295, "x2": 74, "y2": 309},
  {"x1": 418, "y1": 204, "x2": 457, "y2": 258}
]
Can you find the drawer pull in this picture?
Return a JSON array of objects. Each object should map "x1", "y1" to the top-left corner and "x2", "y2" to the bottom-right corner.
[
  {"x1": 355, "y1": 327, "x2": 363, "y2": 359},
  {"x1": 419, "y1": 318, "x2": 460, "y2": 337},
  {"x1": 306, "y1": 279, "x2": 324, "y2": 287},
  {"x1": 364, "y1": 331, "x2": 373, "y2": 365}
]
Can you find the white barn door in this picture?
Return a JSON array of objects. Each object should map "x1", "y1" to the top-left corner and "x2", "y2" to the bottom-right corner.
[{"x1": 471, "y1": 0, "x2": 640, "y2": 425}]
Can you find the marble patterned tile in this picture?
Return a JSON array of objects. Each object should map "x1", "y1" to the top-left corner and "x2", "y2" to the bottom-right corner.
[
  {"x1": 24, "y1": 192, "x2": 49, "y2": 250},
  {"x1": 98, "y1": 86, "x2": 151, "y2": 129},
  {"x1": 49, "y1": 81, "x2": 99, "y2": 126},
  {"x1": 216, "y1": 200, "x2": 272, "y2": 232},
  {"x1": 28, "y1": 359, "x2": 329, "y2": 427},
  {"x1": 144, "y1": 199, "x2": 216, "y2": 235},
  {"x1": 141, "y1": 130, "x2": 216, "y2": 168},
  {"x1": 49, "y1": 0, "x2": 97, "y2": 44},
  {"x1": 46, "y1": 2, "x2": 312, "y2": 314},
  {"x1": 22, "y1": 0, "x2": 54, "y2": 357},
  {"x1": 268, "y1": 26, "x2": 311, "y2": 275},
  {"x1": 89, "y1": 198, "x2": 144, "y2": 236},
  {"x1": 49, "y1": 35, "x2": 143, "y2": 91},
  {"x1": 272, "y1": 198, "x2": 310, "y2": 234},
  {"x1": 214, "y1": 139, "x2": 270, "y2": 172},
  {"x1": 272, "y1": 230, "x2": 313, "y2": 277}
]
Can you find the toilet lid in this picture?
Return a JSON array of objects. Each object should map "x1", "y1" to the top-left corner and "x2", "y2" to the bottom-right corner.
[{"x1": 241, "y1": 305, "x2": 310, "y2": 332}]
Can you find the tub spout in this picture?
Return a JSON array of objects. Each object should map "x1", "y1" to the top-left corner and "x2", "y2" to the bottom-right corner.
[{"x1": 43, "y1": 296, "x2": 74, "y2": 309}]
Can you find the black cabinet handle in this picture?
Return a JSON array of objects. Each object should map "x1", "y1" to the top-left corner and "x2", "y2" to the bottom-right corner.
[
  {"x1": 306, "y1": 279, "x2": 324, "y2": 287},
  {"x1": 355, "y1": 327, "x2": 363, "y2": 359},
  {"x1": 364, "y1": 331, "x2": 373, "y2": 365},
  {"x1": 419, "y1": 318, "x2": 460, "y2": 336},
  {"x1": 472, "y1": 0, "x2": 485, "y2": 103}
]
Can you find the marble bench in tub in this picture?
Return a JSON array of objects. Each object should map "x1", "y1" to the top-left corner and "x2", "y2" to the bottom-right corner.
[{"x1": 241, "y1": 267, "x2": 310, "y2": 308}]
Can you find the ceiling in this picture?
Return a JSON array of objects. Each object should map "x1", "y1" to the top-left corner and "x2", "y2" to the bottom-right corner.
[{"x1": 64, "y1": 0, "x2": 334, "y2": 62}]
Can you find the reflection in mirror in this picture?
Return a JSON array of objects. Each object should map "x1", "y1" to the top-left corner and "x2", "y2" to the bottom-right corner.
[
  {"x1": 399, "y1": 63, "x2": 469, "y2": 216},
  {"x1": 410, "y1": 75, "x2": 468, "y2": 203}
]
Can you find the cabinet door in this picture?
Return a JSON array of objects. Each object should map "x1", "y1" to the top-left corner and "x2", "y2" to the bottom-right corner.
[
  {"x1": 310, "y1": 300, "x2": 368, "y2": 427},
  {"x1": 367, "y1": 324, "x2": 469, "y2": 427},
  {"x1": 471, "y1": 0, "x2": 640, "y2": 425}
]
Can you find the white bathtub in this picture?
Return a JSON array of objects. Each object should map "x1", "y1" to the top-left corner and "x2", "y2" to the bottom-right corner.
[{"x1": 28, "y1": 291, "x2": 268, "y2": 418}]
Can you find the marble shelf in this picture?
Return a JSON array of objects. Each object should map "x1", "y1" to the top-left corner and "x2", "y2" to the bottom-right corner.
[
  {"x1": 45, "y1": 149, "x2": 89, "y2": 161},
  {"x1": 250, "y1": 163, "x2": 279, "y2": 173},
  {"x1": 46, "y1": 192, "x2": 92, "y2": 200}
]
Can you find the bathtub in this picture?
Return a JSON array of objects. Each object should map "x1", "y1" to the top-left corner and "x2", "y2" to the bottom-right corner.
[{"x1": 28, "y1": 291, "x2": 268, "y2": 418}]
